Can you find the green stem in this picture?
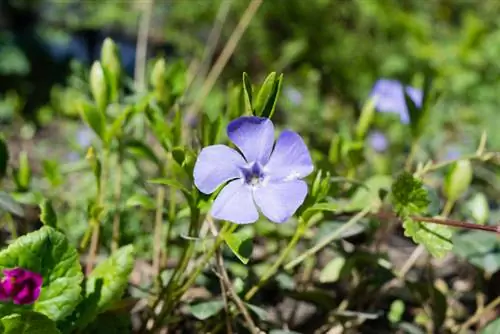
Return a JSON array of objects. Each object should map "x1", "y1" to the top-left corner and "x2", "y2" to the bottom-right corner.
[
  {"x1": 152, "y1": 187, "x2": 166, "y2": 276},
  {"x1": 111, "y1": 152, "x2": 123, "y2": 253},
  {"x1": 405, "y1": 142, "x2": 419, "y2": 171},
  {"x1": 244, "y1": 218, "x2": 307, "y2": 301},
  {"x1": 284, "y1": 206, "x2": 372, "y2": 271}
]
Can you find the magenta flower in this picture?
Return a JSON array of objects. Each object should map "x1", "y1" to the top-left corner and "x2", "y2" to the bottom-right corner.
[
  {"x1": 369, "y1": 79, "x2": 423, "y2": 124},
  {"x1": 0, "y1": 268, "x2": 43, "y2": 305},
  {"x1": 194, "y1": 116, "x2": 314, "y2": 224}
]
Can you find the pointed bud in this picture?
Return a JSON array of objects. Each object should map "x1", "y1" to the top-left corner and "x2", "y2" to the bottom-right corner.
[
  {"x1": 101, "y1": 38, "x2": 121, "y2": 102},
  {"x1": 89, "y1": 61, "x2": 108, "y2": 113},
  {"x1": 443, "y1": 159, "x2": 473, "y2": 202}
]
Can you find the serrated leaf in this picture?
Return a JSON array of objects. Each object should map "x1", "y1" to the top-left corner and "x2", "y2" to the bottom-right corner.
[
  {"x1": 0, "y1": 136, "x2": 8, "y2": 179},
  {"x1": 242, "y1": 72, "x2": 253, "y2": 115},
  {"x1": 319, "y1": 257, "x2": 346, "y2": 283},
  {"x1": 39, "y1": 199, "x2": 57, "y2": 228},
  {"x1": 0, "y1": 311, "x2": 61, "y2": 334},
  {"x1": 86, "y1": 245, "x2": 134, "y2": 312},
  {"x1": 188, "y1": 300, "x2": 224, "y2": 320},
  {"x1": 403, "y1": 219, "x2": 453, "y2": 258},
  {"x1": 0, "y1": 191, "x2": 24, "y2": 217},
  {"x1": 391, "y1": 172, "x2": 429, "y2": 217},
  {"x1": 0, "y1": 226, "x2": 83, "y2": 321},
  {"x1": 125, "y1": 194, "x2": 156, "y2": 210},
  {"x1": 222, "y1": 231, "x2": 253, "y2": 264}
]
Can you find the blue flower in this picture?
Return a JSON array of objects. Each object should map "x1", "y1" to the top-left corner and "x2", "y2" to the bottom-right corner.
[
  {"x1": 368, "y1": 131, "x2": 388, "y2": 152},
  {"x1": 193, "y1": 116, "x2": 314, "y2": 224},
  {"x1": 369, "y1": 79, "x2": 423, "y2": 124}
]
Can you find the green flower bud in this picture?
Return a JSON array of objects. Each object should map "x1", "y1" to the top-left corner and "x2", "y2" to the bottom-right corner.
[
  {"x1": 466, "y1": 192, "x2": 489, "y2": 225},
  {"x1": 443, "y1": 159, "x2": 473, "y2": 201},
  {"x1": 89, "y1": 61, "x2": 108, "y2": 113},
  {"x1": 101, "y1": 38, "x2": 121, "y2": 102}
]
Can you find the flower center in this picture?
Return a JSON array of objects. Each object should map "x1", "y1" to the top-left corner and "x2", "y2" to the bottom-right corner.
[{"x1": 241, "y1": 162, "x2": 265, "y2": 187}]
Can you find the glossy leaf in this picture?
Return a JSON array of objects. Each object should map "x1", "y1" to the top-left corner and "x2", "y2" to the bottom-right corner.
[
  {"x1": 0, "y1": 226, "x2": 83, "y2": 321},
  {"x1": 223, "y1": 231, "x2": 253, "y2": 264},
  {"x1": 0, "y1": 311, "x2": 61, "y2": 334},
  {"x1": 39, "y1": 199, "x2": 57, "y2": 228}
]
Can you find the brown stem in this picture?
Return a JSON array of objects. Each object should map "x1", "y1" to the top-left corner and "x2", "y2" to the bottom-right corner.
[
  {"x1": 374, "y1": 211, "x2": 500, "y2": 234},
  {"x1": 85, "y1": 220, "x2": 100, "y2": 275}
]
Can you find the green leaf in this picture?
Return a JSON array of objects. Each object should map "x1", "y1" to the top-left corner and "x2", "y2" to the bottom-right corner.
[
  {"x1": 86, "y1": 245, "x2": 134, "y2": 312},
  {"x1": 80, "y1": 102, "x2": 106, "y2": 142},
  {"x1": 188, "y1": 300, "x2": 224, "y2": 320},
  {"x1": 39, "y1": 199, "x2": 57, "y2": 228},
  {"x1": 242, "y1": 72, "x2": 253, "y2": 115},
  {"x1": 319, "y1": 257, "x2": 346, "y2": 283},
  {"x1": 13, "y1": 151, "x2": 31, "y2": 191},
  {"x1": 481, "y1": 318, "x2": 500, "y2": 334},
  {"x1": 222, "y1": 231, "x2": 253, "y2": 264},
  {"x1": 0, "y1": 226, "x2": 83, "y2": 321},
  {"x1": 388, "y1": 300, "x2": 405, "y2": 324},
  {"x1": 125, "y1": 194, "x2": 156, "y2": 210},
  {"x1": 0, "y1": 135, "x2": 8, "y2": 179},
  {"x1": 42, "y1": 160, "x2": 62, "y2": 187},
  {"x1": 403, "y1": 219, "x2": 453, "y2": 258},
  {"x1": 348, "y1": 175, "x2": 393, "y2": 211},
  {"x1": 0, "y1": 311, "x2": 61, "y2": 334},
  {"x1": 0, "y1": 191, "x2": 24, "y2": 217},
  {"x1": 245, "y1": 303, "x2": 268, "y2": 321},
  {"x1": 355, "y1": 97, "x2": 376, "y2": 139},
  {"x1": 453, "y1": 230, "x2": 500, "y2": 274},
  {"x1": 254, "y1": 72, "x2": 283, "y2": 119},
  {"x1": 391, "y1": 172, "x2": 430, "y2": 217},
  {"x1": 148, "y1": 178, "x2": 191, "y2": 199},
  {"x1": 303, "y1": 202, "x2": 339, "y2": 215}
]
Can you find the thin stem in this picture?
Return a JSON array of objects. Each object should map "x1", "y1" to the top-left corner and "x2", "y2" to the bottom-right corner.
[
  {"x1": 397, "y1": 244, "x2": 425, "y2": 279},
  {"x1": 244, "y1": 218, "x2": 308, "y2": 301},
  {"x1": 134, "y1": 0, "x2": 154, "y2": 92},
  {"x1": 284, "y1": 206, "x2": 372, "y2": 272},
  {"x1": 458, "y1": 296, "x2": 500, "y2": 333},
  {"x1": 153, "y1": 186, "x2": 165, "y2": 276},
  {"x1": 85, "y1": 218, "x2": 100, "y2": 275},
  {"x1": 111, "y1": 153, "x2": 123, "y2": 253},
  {"x1": 185, "y1": 0, "x2": 263, "y2": 121},
  {"x1": 405, "y1": 142, "x2": 419, "y2": 171}
]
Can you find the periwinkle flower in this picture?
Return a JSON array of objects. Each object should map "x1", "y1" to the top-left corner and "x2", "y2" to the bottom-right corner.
[
  {"x1": 369, "y1": 79, "x2": 423, "y2": 124},
  {"x1": 194, "y1": 116, "x2": 314, "y2": 224},
  {"x1": 0, "y1": 268, "x2": 43, "y2": 305},
  {"x1": 368, "y1": 131, "x2": 388, "y2": 152}
]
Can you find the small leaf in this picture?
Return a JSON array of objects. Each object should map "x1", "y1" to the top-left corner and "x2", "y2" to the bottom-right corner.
[
  {"x1": 245, "y1": 303, "x2": 268, "y2": 321},
  {"x1": 42, "y1": 160, "x2": 62, "y2": 187},
  {"x1": 100, "y1": 38, "x2": 121, "y2": 103},
  {"x1": 86, "y1": 245, "x2": 135, "y2": 312},
  {"x1": 13, "y1": 151, "x2": 31, "y2": 191},
  {"x1": 80, "y1": 102, "x2": 106, "y2": 142},
  {"x1": 388, "y1": 300, "x2": 405, "y2": 324},
  {"x1": 0, "y1": 136, "x2": 8, "y2": 179},
  {"x1": 403, "y1": 219, "x2": 453, "y2": 258},
  {"x1": 391, "y1": 172, "x2": 430, "y2": 217},
  {"x1": 303, "y1": 202, "x2": 339, "y2": 215},
  {"x1": 0, "y1": 311, "x2": 61, "y2": 334},
  {"x1": 189, "y1": 300, "x2": 224, "y2": 320},
  {"x1": 242, "y1": 72, "x2": 253, "y2": 115},
  {"x1": 0, "y1": 191, "x2": 24, "y2": 217},
  {"x1": 355, "y1": 97, "x2": 376, "y2": 139},
  {"x1": 125, "y1": 194, "x2": 156, "y2": 210},
  {"x1": 39, "y1": 199, "x2": 57, "y2": 228},
  {"x1": 254, "y1": 72, "x2": 283, "y2": 118},
  {"x1": 148, "y1": 178, "x2": 191, "y2": 198},
  {"x1": 319, "y1": 257, "x2": 346, "y2": 283},
  {"x1": 223, "y1": 231, "x2": 253, "y2": 264},
  {"x1": 0, "y1": 226, "x2": 83, "y2": 321}
]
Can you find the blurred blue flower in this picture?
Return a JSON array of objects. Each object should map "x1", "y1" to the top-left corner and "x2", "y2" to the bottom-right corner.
[
  {"x1": 285, "y1": 87, "x2": 303, "y2": 106},
  {"x1": 368, "y1": 131, "x2": 388, "y2": 152},
  {"x1": 76, "y1": 126, "x2": 94, "y2": 148},
  {"x1": 369, "y1": 79, "x2": 423, "y2": 124},
  {"x1": 193, "y1": 116, "x2": 314, "y2": 224},
  {"x1": 444, "y1": 147, "x2": 461, "y2": 160}
]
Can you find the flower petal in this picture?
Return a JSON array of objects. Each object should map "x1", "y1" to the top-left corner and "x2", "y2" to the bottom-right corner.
[
  {"x1": 254, "y1": 180, "x2": 308, "y2": 223},
  {"x1": 227, "y1": 116, "x2": 275, "y2": 164},
  {"x1": 194, "y1": 145, "x2": 246, "y2": 194},
  {"x1": 264, "y1": 130, "x2": 313, "y2": 181},
  {"x1": 211, "y1": 181, "x2": 258, "y2": 224}
]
